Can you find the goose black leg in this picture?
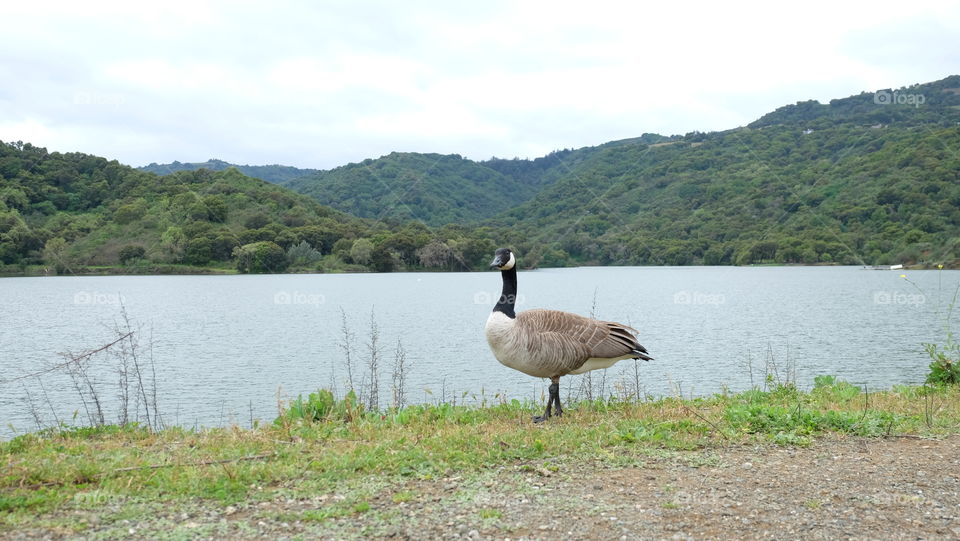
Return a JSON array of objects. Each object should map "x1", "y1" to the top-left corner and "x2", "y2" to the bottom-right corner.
[
  {"x1": 533, "y1": 377, "x2": 563, "y2": 423},
  {"x1": 551, "y1": 381, "x2": 563, "y2": 417}
]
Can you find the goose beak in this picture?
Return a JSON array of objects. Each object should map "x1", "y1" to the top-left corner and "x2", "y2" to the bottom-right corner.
[{"x1": 490, "y1": 255, "x2": 504, "y2": 269}]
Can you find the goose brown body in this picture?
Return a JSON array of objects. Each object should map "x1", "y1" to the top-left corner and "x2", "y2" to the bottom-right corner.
[{"x1": 485, "y1": 308, "x2": 651, "y2": 378}]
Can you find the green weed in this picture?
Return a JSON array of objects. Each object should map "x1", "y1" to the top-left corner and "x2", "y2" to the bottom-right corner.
[{"x1": 478, "y1": 508, "x2": 502, "y2": 519}]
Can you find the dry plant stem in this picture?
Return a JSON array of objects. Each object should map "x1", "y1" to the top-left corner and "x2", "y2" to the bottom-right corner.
[{"x1": 1, "y1": 331, "x2": 134, "y2": 385}]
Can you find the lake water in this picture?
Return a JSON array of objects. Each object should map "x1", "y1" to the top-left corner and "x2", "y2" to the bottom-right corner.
[{"x1": 0, "y1": 266, "x2": 954, "y2": 439}]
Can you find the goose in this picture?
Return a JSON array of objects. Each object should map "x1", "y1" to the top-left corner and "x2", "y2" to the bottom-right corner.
[{"x1": 484, "y1": 247, "x2": 653, "y2": 422}]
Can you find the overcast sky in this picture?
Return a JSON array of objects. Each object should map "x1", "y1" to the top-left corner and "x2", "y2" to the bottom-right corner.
[{"x1": 1, "y1": 1, "x2": 958, "y2": 169}]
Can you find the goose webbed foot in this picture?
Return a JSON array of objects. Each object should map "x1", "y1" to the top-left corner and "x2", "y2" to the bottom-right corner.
[{"x1": 533, "y1": 381, "x2": 563, "y2": 423}]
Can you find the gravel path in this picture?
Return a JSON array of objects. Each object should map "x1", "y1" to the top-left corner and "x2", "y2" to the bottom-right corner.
[
  {"x1": 372, "y1": 435, "x2": 960, "y2": 541},
  {"x1": 6, "y1": 435, "x2": 960, "y2": 540}
]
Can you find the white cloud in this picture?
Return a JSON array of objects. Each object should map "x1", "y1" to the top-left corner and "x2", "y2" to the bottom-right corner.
[{"x1": 0, "y1": 0, "x2": 957, "y2": 168}]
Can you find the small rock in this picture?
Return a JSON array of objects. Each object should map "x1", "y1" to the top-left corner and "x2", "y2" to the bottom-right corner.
[
  {"x1": 742, "y1": 462, "x2": 753, "y2": 469},
  {"x1": 468, "y1": 530, "x2": 479, "y2": 538}
]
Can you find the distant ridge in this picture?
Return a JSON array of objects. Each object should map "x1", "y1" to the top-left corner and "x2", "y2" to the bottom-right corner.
[
  {"x1": 104, "y1": 74, "x2": 960, "y2": 268},
  {"x1": 139, "y1": 159, "x2": 319, "y2": 184}
]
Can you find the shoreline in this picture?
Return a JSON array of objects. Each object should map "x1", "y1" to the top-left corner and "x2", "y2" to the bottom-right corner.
[
  {"x1": 1, "y1": 262, "x2": 953, "y2": 279},
  {"x1": 3, "y1": 384, "x2": 959, "y2": 538}
]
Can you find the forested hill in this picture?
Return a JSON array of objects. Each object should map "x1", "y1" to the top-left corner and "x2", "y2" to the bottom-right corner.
[
  {"x1": 139, "y1": 159, "x2": 318, "y2": 184},
  {"x1": 279, "y1": 134, "x2": 676, "y2": 226},
  {"x1": 0, "y1": 143, "x2": 373, "y2": 273},
  {"x1": 282, "y1": 152, "x2": 541, "y2": 226},
  {"x1": 3, "y1": 76, "x2": 959, "y2": 274},
  {"x1": 494, "y1": 76, "x2": 960, "y2": 267},
  {"x1": 0, "y1": 143, "x2": 504, "y2": 274},
  {"x1": 750, "y1": 76, "x2": 960, "y2": 129}
]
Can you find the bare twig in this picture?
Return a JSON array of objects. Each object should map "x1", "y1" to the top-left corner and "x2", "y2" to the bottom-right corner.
[
  {"x1": 366, "y1": 307, "x2": 381, "y2": 411},
  {"x1": 35, "y1": 377, "x2": 61, "y2": 430},
  {"x1": 0, "y1": 332, "x2": 134, "y2": 385},
  {"x1": 20, "y1": 382, "x2": 43, "y2": 431},
  {"x1": 682, "y1": 403, "x2": 730, "y2": 441},
  {"x1": 391, "y1": 337, "x2": 409, "y2": 409},
  {"x1": 338, "y1": 307, "x2": 356, "y2": 394}
]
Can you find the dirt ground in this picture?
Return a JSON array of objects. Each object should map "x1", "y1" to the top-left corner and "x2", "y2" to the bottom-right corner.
[
  {"x1": 7, "y1": 435, "x2": 960, "y2": 540},
  {"x1": 362, "y1": 435, "x2": 960, "y2": 541}
]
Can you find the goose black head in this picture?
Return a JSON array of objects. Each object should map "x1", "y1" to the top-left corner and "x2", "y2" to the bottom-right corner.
[{"x1": 490, "y1": 247, "x2": 516, "y2": 270}]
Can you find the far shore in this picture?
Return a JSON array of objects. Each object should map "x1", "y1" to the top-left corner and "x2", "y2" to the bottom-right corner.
[{"x1": 1, "y1": 261, "x2": 954, "y2": 278}]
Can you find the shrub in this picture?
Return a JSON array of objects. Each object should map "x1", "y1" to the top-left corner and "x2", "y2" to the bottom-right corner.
[
  {"x1": 924, "y1": 343, "x2": 960, "y2": 385},
  {"x1": 812, "y1": 375, "x2": 860, "y2": 402},
  {"x1": 286, "y1": 240, "x2": 322, "y2": 267},
  {"x1": 114, "y1": 200, "x2": 147, "y2": 225},
  {"x1": 233, "y1": 241, "x2": 288, "y2": 273},
  {"x1": 118, "y1": 244, "x2": 146, "y2": 265},
  {"x1": 184, "y1": 237, "x2": 214, "y2": 265},
  {"x1": 275, "y1": 389, "x2": 362, "y2": 425}
]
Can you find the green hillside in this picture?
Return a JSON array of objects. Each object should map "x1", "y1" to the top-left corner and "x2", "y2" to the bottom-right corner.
[
  {"x1": 3, "y1": 76, "x2": 959, "y2": 274},
  {"x1": 139, "y1": 159, "x2": 318, "y2": 184},
  {"x1": 282, "y1": 152, "x2": 544, "y2": 226},
  {"x1": 0, "y1": 143, "x2": 507, "y2": 274},
  {"x1": 0, "y1": 143, "x2": 376, "y2": 273},
  {"x1": 492, "y1": 76, "x2": 960, "y2": 268}
]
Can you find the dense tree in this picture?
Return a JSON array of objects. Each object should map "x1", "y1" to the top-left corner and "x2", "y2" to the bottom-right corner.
[
  {"x1": 349, "y1": 238, "x2": 373, "y2": 265},
  {"x1": 417, "y1": 240, "x2": 454, "y2": 269},
  {"x1": 286, "y1": 240, "x2": 323, "y2": 267},
  {"x1": 233, "y1": 241, "x2": 288, "y2": 273},
  {"x1": 118, "y1": 245, "x2": 146, "y2": 265}
]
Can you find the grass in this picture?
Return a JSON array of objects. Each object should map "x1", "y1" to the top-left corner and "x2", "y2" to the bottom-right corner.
[{"x1": 2, "y1": 380, "x2": 959, "y2": 533}]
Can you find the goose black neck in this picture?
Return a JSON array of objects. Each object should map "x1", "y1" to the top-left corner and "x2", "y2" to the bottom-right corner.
[{"x1": 493, "y1": 267, "x2": 517, "y2": 318}]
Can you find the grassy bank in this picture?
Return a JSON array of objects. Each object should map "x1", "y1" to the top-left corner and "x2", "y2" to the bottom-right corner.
[
  {"x1": 3, "y1": 262, "x2": 955, "y2": 278},
  {"x1": 3, "y1": 380, "x2": 959, "y2": 536},
  {"x1": 0, "y1": 263, "x2": 238, "y2": 277}
]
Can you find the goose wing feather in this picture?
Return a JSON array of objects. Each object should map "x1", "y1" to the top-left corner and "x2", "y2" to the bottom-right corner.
[{"x1": 515, "y1": 309, "x2": 647, "y2": 373}]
